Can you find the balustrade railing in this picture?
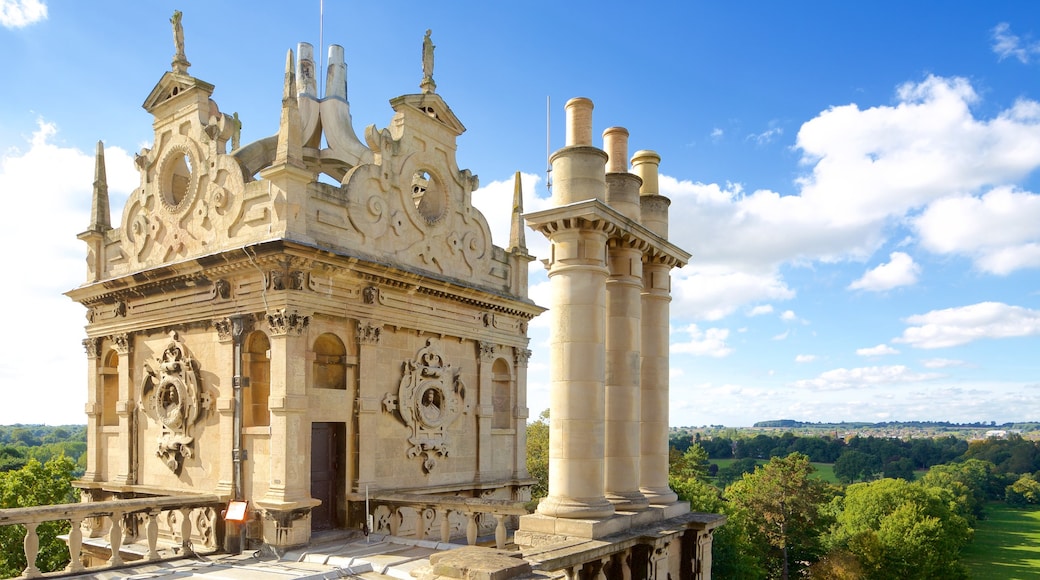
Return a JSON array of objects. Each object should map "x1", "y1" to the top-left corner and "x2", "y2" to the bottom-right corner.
[
  {"x1": 0, "y1": 494, "x2": 221, "y2": 579},
  {"x1": 370, "y1": 493, "x2": 530, "y2": 548}
]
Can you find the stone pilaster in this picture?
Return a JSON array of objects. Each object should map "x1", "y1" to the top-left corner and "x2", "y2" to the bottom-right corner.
[
  {"x1": 354, "y1": 320, "x2": 381, "y2": 492},
  {"x1": 81, "y1": 337, "x2": 102, "y2": 483},
  {"x1": 476, "y1": 341, "x2": 496, "y2": 481},
  {"x1": 112, "y1": 334, "x2": 133, "y2": 486},
  {"x1": 513, "y1": 348, "x2": 532, "y2": 480}
]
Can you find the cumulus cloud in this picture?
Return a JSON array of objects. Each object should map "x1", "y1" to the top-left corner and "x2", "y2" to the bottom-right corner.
[
  {"x1": 672, "y1": 265, "x2": 794, "y2": 321},
  {"x1": 780, "y1": 310, "x2": 797, "y2": 322},
  {"x1": 914, "y1": 186, "x2": 1040, "y2": 274},
  {"x1": 747, "y1": 304, "x2": 774, "y2": 317},
  {"x1": 672, "y1": 324, "x2": 734, "y2": 357},
  {"x1": 0, "y1": 0, "x2": 46, "y2": 28},
  {"x1": 992, "y1": 23, "x2": 1040, "y2": 64},
  {"x1": 895, "y1": 302, "x2": 1040, "y2": 349},
  {"x1": 848, "y1": 251, "x2": 920, "y2": 291},
  {"x1": 921, "y1": 358, "x2": 967, "y2": 369},
  {"x1": 0, "y1": 120, "x2": 135, "y2": 424},
  {"x1": 856, "y1": 344, "x2": 899, "y2": 356},
  {"x1": 792, "y1": 365, "x2": 942, "y2": 391}
]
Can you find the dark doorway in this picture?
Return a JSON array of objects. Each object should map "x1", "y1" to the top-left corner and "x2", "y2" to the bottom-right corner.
[{"x1": 311, "y1": 422, "x2": 345, "y2": 530}]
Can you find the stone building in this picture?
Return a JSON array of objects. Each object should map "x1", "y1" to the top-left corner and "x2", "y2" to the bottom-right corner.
[{"x1": 62, "y1": 12, "x2": 722, "y2": 580}]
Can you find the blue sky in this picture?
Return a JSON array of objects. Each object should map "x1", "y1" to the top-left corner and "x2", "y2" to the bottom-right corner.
[{"x1": 2, "y1": 1, "x2": 1040, "y2": 427}]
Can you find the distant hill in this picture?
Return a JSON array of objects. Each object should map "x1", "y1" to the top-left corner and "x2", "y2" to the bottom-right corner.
[{"x1": 752, "y1": 419, "x2": 1040, "y2": 431}]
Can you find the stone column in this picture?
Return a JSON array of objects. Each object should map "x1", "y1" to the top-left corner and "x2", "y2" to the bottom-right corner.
[
  {"x1": 633, "y1": 150, "x2": 678, "y2": 505},
  {"x1": 537, "y1": 97, "x2": 614, "y2": 519},
  {"x1": 603, "y1": 127, "x2": 648, "y2": 511},
  {"x1": 214, "y1": 317, "x2": 238, "y2": 498}
]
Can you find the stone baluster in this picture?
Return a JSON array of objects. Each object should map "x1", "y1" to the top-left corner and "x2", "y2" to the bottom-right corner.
[
  {"x1": 66, "y1": 516, "x2": 84, "y2": 573},
  {"x1": 439, "y1": 509, "x2": 451, "y2": 543},
  {"x1": 179, "y1": 507, "x2": 192, "y2": 552},
  {"x1": 466, "y1": 513, "x2": 478, "y2": 545},
  {"x1": 146, "y1": 509, "x2": 160, "y2": 560},
  {"x1": 494, "y1": 514, "x2": 507, "y2": 549},
  {"x1": 22, "y1": 521, "x2": 40, "y2": 578},
  {"x1": 108, "y1": 511, "x2": 124, "y2": 566}
]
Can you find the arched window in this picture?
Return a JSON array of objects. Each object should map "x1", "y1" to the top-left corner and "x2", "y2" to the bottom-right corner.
[
  {"x1": 492, "y1": 358, "x2": 512, "y2": 430},
  {"x1": 312, "y1": 333, "x2": 346, "y2": 390},
  {"x1": 101, "y1": 350, "x2": 119, "y2": 427},
  {"x1": 243, "y1": 331, "x2": 271, "y2": 427}
]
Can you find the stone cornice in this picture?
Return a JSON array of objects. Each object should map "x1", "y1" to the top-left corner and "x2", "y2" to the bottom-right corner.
[{"x1": 524, "y1": 199, "x2": 691, "y2": 268}]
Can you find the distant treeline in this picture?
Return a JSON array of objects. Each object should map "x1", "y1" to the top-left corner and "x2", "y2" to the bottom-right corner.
[
  {"x1": 0, "y1": 424, "x2": 87, "y2": 474},
  {"x1": 751, "y1": 419, "x2": 1040, "y2": 430},
  {"x1": 671, "y1": 430, "x2": 1040, "y2": 484}
]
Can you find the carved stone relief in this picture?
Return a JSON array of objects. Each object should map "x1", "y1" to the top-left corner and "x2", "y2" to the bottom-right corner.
[
  {"x1": 382, "y1": 338, "x2": 468, "y2": 472},
  {"x1": 139, "y1": 331, "x2": 205, "y2": 474}
]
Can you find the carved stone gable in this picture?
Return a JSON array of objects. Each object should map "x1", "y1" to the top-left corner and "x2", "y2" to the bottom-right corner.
[
  {"x1": 139, "y1": 331, "x2": 206, "y2": 474},
  {"x1": 382, "y1": 338, "x2": 468, "y2": 472}
]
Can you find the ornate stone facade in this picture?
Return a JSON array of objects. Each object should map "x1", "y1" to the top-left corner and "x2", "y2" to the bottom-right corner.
[{"x1": 68, "y1": 15, "x2": 540, "y2": 552}]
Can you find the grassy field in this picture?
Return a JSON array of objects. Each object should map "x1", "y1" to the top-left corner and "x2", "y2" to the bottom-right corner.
[{"x1": 962, "y1": 503, "x2": 1040, "y2": 579}]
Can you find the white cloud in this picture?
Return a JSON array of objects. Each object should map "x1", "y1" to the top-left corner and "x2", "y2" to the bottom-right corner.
[
  {"x1": 710, "y1": 128, "x2": 724, "y2": 140},
  {"x1": 792, "y1": 365, "x2": 942, "y2": 391},
  {"x1": 748, "y1": 126, "x2": 783, "y2": 145},
  {"x1": 992, "y1": 23, "x2": 1040, "y2": 64},
  {"x1": 0, "y1": 0, "x2": 46, "y2": 28},
  {"x1": 856, "y1": 344, "x2": 899, "y2": 356},
  {"x1": 780, "y1": 310, "x2": 797, "y2": 322},
  {"x1": 914, "y1": 186, "x2": 1040, "y2": 275},
  {"x1": 671, "y1": 324, "x2": 734, "y2": 358},
  {"x1": 0, "y1": 120, "x2": 136, "y2": 424},
  {"x1": 895, "y1": 302, "x2": 1040, "y2": 349},
  {"x1": 772, "y1": 331, "x2": 789, "y2": 341},
  {"x1": 747, "y1": 304, "x2": 774, "y2": 317},
  {"x1": 672, "y1": 265, "x2": 794, "y2": 321},
  {"x1": 920, "y1": 358, "x2": 967, "y2": 369},
  {"x1": 795, "y1": 354, "x2": 816, "y2": 363},
  {"x1": 848, "y1": 251, "x2": 920, "y2": 291}
]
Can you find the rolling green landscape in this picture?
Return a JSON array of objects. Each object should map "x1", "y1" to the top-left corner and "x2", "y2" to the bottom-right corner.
[{"x1": 963, "y1": 503, "x2": 1040, "y2": 579}]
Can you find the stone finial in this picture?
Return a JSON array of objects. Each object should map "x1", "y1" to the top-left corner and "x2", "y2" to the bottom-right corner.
[
  {"x1": 565, "y1": 97, "x2": 594, "y2": 147},
  {"x1": 170, "y1": 10, "x2": 190, "y2": 74},
  {"x1": 89, "y1": 140, "x2": 111, "y2": 233},
  {"x1": 421, "y1": 29, "x2": 436, "y2": 94},
  {"x1": 509, "y1": 171, "x2": 527, "y2": 254}
]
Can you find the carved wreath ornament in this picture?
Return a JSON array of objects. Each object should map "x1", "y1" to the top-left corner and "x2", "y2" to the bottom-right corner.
[
  {"x1": 140, "y1": 331, "x2": 207, "y2": 473},
  {"x1": 382, "y1": 339, "x2": 468, "y2": 473}
]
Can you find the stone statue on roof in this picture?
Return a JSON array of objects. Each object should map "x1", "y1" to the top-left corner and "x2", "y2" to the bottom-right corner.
[{"x1": 421, "y1": 29, "x2": 436, "y2": 93}]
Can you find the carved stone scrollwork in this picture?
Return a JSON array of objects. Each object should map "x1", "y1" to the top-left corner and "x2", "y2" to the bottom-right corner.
[
  {"x1": 112, "y1": 333, "x2": 131, "y2": 356},
  {"x1": 289, "y1": 271, "x2": 306, "y2": 291},
  {"x1": 478, "y1": 341, "x2": 496, "y2": 363},
  {"x1": 114, "y1": 301, "x2": 127, "y2": 318},
  {"x1": 514, "y1": 348, "x2": 532, "y2": 367},
  {"x1": 383, "y1": 338, "x2": 468, "y2": 473},
  {"x1": 481, "y1": 312, "x2": 495, "y2": 328},
  {"x1": 214, "y1": 318, "x2": 232, "y2": 343},
  {"x1": 357, "y1": 321, "x2": 382, "y2": 345},
  {"x1": 269, "y1": 270, "x2": 285, "y2": 291},
  {"x1": 83, "y1": 337, "x2": 101, "y2": 359},
  {"x1": 266, "y1": 309, "x2": 309, "y2": 336},
  {"x1": 139, "y1": 331, "x2": 204, "y2": 474}
]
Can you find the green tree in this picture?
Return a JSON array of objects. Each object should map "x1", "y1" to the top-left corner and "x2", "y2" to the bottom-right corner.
[
  {"x1": 1005, "y1": 473, "x2": 1040, "y2": 506},
  {"x1": 833, "y1": 449, "x2": 881, "y2": 484},
  {"x1": 725, "y1": 453, "x2": 833, "y2": 579},
  {"x1": 0, "y1": 455, "x2": 78, "y2": 577},
  {"x1": 919, "y1": 459, "x2": 1001, "y2": 521},
  {"x1": 829, "y1": 478, "x2": 971, "y2": 579},
  {"x1": 525, "y1": 409, "x2": 550, "y2": 501}
]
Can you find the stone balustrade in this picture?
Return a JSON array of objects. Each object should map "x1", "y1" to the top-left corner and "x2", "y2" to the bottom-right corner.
[
  {"x1": 0, "y1": 494, "x2": 221, "y2": 579},
  {"x1": 370, "y1": 493, "x2": 530, "y2": 549}
]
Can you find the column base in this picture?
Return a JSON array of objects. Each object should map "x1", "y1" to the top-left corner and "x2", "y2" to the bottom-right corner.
[
  {"x1": 536, "y1": 495, "x2": 615, "y2": 519},
  {"x1": 605, "y1": 490, "x2": 650, "y2": 512},
  {"x1": 641, "y1": 486, "x2": 678, "y2": 505}
]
